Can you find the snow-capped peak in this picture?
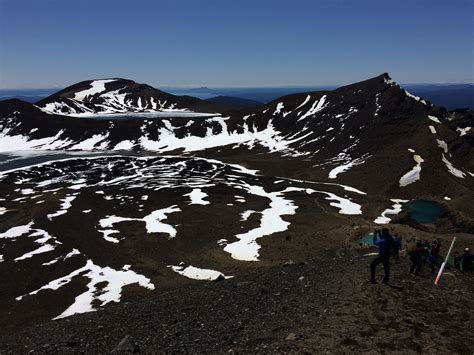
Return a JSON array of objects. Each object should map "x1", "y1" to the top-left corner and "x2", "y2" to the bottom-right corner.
[{"x1": 73, "y1": 79, "x2": 117, "y2": 102}]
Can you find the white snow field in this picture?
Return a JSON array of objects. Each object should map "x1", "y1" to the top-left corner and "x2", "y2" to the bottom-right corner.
[
  {"x1": 223, "y1": 185, "x2": 299, "y2": 261},
  {"x1": 73, "y1": 79, "x2": 117, "y2": 101},
  {"x1": 1, "y1": 156, "x2": 366, "y2": 285},
  {"x1": 98, "y1": 205, "x2": 181, "y2": 241},
  {"x1": 0, "y1": 221, "x2": 34, "y2": 239},
  {"x1": 442, "y1": 154, "x2": 466, "y2": 178},
  {"x1": 1, "y1": 114, "x2": 327, "y2": 157},
  {"x1": 14, "y1": 229, "x2": 58, "y2": 262},
  {"x1": 428, "y1": 115, "x2": 441, "y2": 124},
  {"x1": 0, "y1": 90, "x2": 357, "y2": 159},
  {"x1": 224, "y1": 184, "x2": 362, "y2": 261},
  {"x1": 374, "y1": 199, "x2": 409, "y2": 224},
  {"x1": 16, "y1": 259, "x2": 154, "y2": 319},
  {"x1": 47, "y1": 194, "x2": 77, "y2": 220},
  {"x1": 399, "y1": 154, "x2": 424, "y2": 187},
  {"x1": 185, "y1": 188, "x2": 210, "y2": 205},
  {"x1": 168, "y1": 264, "x2": 232, "y2": 281},
  {"x1": 298, "y1": 95, "x2": 327, "y2": 121},
  {"x1": 328, "y1": 156, "x2": 367, "y2": 179},
  {"x1": 456, "y1": 126, "x2": 471, "y2": 136},
  {"x1": 38, "y1": 79, "x2": 220, "y2": 117}
]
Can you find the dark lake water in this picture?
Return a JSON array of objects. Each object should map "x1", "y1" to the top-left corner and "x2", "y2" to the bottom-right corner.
[
  {"x1": 404, "y1": 200, "x2": 446, "y2": 224},
  {"x1": 72, "y1": 112, "x2": 220, "y2": 120},
  {"x1": 359, "y1": 200, "x2": 446, "y2": 245}
]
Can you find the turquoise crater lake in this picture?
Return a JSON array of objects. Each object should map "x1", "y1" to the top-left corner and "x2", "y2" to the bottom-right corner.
[{"x1": 359, "y1": 200, "x2": 447, "y2": 245}]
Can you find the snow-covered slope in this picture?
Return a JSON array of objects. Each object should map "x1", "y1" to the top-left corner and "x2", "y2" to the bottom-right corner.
[
  {"x1": 1, "y1": 73, "x2": 473, "y2": 193},
  {"x1": 36, "y1": 78, "x2": 222, "y2": 116}
]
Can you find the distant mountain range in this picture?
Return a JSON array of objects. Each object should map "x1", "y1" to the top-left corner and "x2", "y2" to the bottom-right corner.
[
  {"x1": 403, "y1": 84, "x2": 474, "y2": 110},
  {"x1": 2, "y1": 83, "x2": 472, "y2": 110},
  {"x1": 206, "y1": 96, "x2": 262, "y2": 110}
]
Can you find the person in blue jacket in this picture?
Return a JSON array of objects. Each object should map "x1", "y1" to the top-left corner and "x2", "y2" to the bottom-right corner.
[{"x1": 370, "y1": 228, "x2": 394, "y2": 284}]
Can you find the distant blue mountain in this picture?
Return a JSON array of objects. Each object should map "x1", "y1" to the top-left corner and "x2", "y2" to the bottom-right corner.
[
  {"x1": 163, "y1": 86, "x2": 337, "y2": 102},
  {"x1": 404, "y1": 84, "x2": 473, "y2": 110},
  {"x1": 0, "y1": 88, "x2": 57, "y2": 103},
  {"x1": 206, "y1": 96, "x2": 263, "y2": 110}
]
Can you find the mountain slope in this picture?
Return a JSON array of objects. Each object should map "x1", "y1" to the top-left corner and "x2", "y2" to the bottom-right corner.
[
  {"x1": 1, "y1": 74, "x2": 472, "y2": 194},
  {"x1": 36, "y1": 79, "x2": 223, "y2": 116},
  {"x1": 0, "y1": 73, "x2": 473, "y2": 337}
]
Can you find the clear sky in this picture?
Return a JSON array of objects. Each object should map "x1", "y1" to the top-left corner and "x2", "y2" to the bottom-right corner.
[{"x1": 0, "y1": 0, "x2": 472, "y2": 89}]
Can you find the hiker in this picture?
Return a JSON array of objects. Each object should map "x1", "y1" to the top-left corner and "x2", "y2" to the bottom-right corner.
[
  {"x1": 461, "y1": 248, "x2": 472, "y2": 274},
  {"x1": 428, "y1": 243, "x2": 440, "y2": 274},
  {"x1": 453, "y1": 251, "x2": 461, "y2": 270},
  {"x1": 409, "y1": 242, "x2": 423, "y2": 275},
  {"x1": 370, "y1": 228, "x2": 393, "y2": 284},
  {"x1": 393, "y1": 235, "x2": 402, "y2": 261},
  {"x1": 432, "y1": 238, "x2": 442, "y2": 260},
  {"x1": 421, "y1": 244, "x2": 429, "y2": 264}
]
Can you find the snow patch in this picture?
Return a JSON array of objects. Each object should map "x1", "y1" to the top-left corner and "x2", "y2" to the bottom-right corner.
[
  {"x1": 328, "y1": 157, "x2": 366, "y2": 179},
  {"x1": 399, "y1": 154, "x2": 424, "y2": 187},
  {"x1": 168, "y1": 264, "x2": 232, "y2": 281},
  {"x1": 17, "y1": 259, "x2": 154, "y2": 319},
  {"x1": 113, "y1": 140, "x2": 135, "y2": 150},
  {"x1": 73, "y1": 79, "x2": 117, "y2": 101},
  {"x1": 0, "y1": 221, "x2": 34, "y2": 239},
  {"x1": 98, "y1": 206, "x2": 181, "y2": 239},
  {"x1": 295, "y1": 95, "x2": 311, "y2": 111},
  {"x1": 428, "y1": 115, "x2": 441, "y2": 124},
  {"x1": 273, "y1": 102, "x2": 284, "y2": 115},
  {"x1": 185, "y1": 188, "x2": 209, "y2": 205},
  {"x1": 436, "y1": 139, "x2": 448, "y2": 153},
  {"x1": 224, "y1": 185, "x2": 298, "y2": 261},
  {"x1": 404, "y1": 90, "x2": 428, "y2": 105},
  {"x1": 47, "y1": 195, "x2": 77, "y2": 220},
  {"x1": 298, "y1": 95, "x2": 327, "y2": 121},
  {"x1": 457, "y1": 126, "x2": 471, "y2": 136},
  {"x1": 374, "y1": 199, "x2": 409, "y2": 224},
  {"x1": 442, "y1": 154, "x2": 465, "y2": 178}
]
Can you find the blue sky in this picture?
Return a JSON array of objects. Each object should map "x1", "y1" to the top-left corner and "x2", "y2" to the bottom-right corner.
[{"x1": 0, "y1": 0, "x2": 472, "y2": 89}]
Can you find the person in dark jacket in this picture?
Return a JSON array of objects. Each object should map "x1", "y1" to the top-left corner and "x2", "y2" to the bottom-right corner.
[
  {"x1": 453, "y1": 251, "x2": 461, "y2": 270},
  {"x1": 461, "y1": 248, "x2": 472, "y2": 274},
  {"x1": 409, "y1": 242, "x2": 423, "y2": 275},
  {"x1": 370, "y1": 228, "x2": 393, "y2": 284},
  {"x1": 393, "y1": 235, "x2": 402, "y2": 261}
]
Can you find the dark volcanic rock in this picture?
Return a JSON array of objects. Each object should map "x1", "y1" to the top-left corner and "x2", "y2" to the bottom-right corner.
[
  {"x1": 1, "y1": 251, "x2": 473, "y2": 354},
  {"x1": 110, "y1": 335, "x2": 139, "y2": 354}
]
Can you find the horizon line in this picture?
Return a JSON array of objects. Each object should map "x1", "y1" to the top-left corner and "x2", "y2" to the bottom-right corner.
[{"x1": 1, "y1": 81, "x2": 473, "y2": 91}]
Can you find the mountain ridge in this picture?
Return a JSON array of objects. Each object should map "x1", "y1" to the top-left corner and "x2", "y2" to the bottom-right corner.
[
  {"x1": 1, "y1": 73, "x2": 472, "y2": 193},
  {"x1": 36, "y1": 78, "x2": 224, "y2": 116}
]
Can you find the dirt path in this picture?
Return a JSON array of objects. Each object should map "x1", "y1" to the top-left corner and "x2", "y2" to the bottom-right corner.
[{"x1": 1, "y1": 247, "x2": 473, "y2": 354}]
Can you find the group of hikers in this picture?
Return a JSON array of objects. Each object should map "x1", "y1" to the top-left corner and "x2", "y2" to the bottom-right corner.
[{"x1": 369, "y1": 228, "x2": 473, "y2": 284}]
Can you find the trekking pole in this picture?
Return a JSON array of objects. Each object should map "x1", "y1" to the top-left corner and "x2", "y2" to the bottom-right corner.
[{"x1": 434, "y1": 236, "x2": 456, "y2": 285}]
